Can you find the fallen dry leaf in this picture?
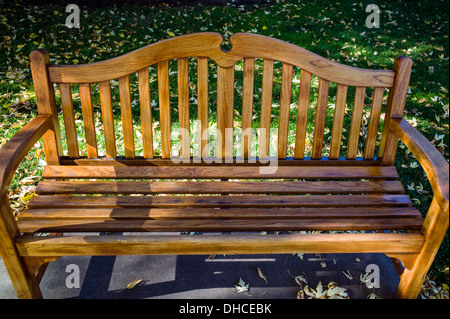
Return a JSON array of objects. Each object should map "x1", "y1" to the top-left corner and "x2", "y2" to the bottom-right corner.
[
  {"x1": 126, "y1": 279, "x2": 142, "y2": 289},
  {"x1": 257, "y1": 267, "x2": 268, "y2": 284}
]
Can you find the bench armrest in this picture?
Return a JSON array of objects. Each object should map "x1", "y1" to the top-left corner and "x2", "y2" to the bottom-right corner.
[
  {"x1": 0, "y1": 115, "x2": 53, "y2": 199},
  {"x1": 391, "y1": 118, "x2": 449, "y2": 212}
]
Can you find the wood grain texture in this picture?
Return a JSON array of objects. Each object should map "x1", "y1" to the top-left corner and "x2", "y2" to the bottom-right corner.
[
  {"x1": 241, "y1": 58, "x2": 255, "y2": 159},
  {"x1": 228, "y1": 33, "x2": 395, "y2": 87},
  {"x1": 396, "y1": 197, "x2": 448, "y2": 298},
  {"x1": 392, "y1": 118, "x2": 449, "y2": 298},
  {"x1": 79, "y1": 83, "x2": 98, "y2": 158},
  {"x1": 60, "y1": 156, "x2": 384, "y2": 166},
  {"x1": 294, "y1": 70, "x2": 311, "y2": 159},
  {"x1": 42, "y1": 165, "x2": 400, "y2": 180},
  {"x1": 119, "y1": 75, "x2": 135, "y2": 158},
  {"x1": 329, "y1": 84, "x2": 348, "y2": 159},
  {"x1": 158, "y1": 61, "x2": 171, "y2": 158},
  {"x1": 16, "y1": 233, "x2": 424, "y2": 257},
  {"x1": 177, "y1": 58, "x2": 190, "y2": 159},
  {"x1": 0, "y1": 115, "x2": 53, "y2": 298},
  {"x1": 379, "y1": 56, "x2": 413, "y2": 165},
  {"x1": 48, "y1": 33, "x2": 236, "y2": 83},
  {"x1": 277, "y1": 63, "x2": 293, "y2": 159},
  {"x1": 259, "y1": 59, "x2": 274, "y2": 159},
  {"x1": 59, "y1": 83, "x2": 79, "y2": 158},
  {"x1": 30, "y1": 49, "x2": 62, "y2": 164},
  {"x1": 0, "y1": 115, "x2": 52, "y2": 198},
  {"x1": 138, "y1": 67, "x2": 153, "y2": 158},
  {"x1": 25, "y1": 194, "x2": 413, "y2": 209},
  {"x1": 0, "y1": 202, "x2": 42, "y2": 298},
  {"x1": 312, "y1": 78, "x2": 329, "y2": 159},
  {"x1": 20, "y1": 206, "x2": 418, "y2": 220},
  {"x1": 47, "y1": 33, "x2": 395, "y2": 88},
  {"x1": 35, "y1": 180, "x2": 405, "y2": 195},
  {"x1": 197, "y1": 57, "x2": 209, "y2": 159},
  {"x1": 99, "y1": 80, "x2": 116, "y2": 158},
  {"x1": 392, "y1": 118, "x2": 449, "y2": 211},
  {"x1": 216, "y1": 65, "x2": 235, "y2": 159},
  {"x1": 17, "y1": 217, "x2": 422, "y2": 233},
  {"x1": 347, "y1": 87, "x2": 366, "y2": 159},
  {"x1": 364, "y1": 87, "x2": 384, "y2": 160}
]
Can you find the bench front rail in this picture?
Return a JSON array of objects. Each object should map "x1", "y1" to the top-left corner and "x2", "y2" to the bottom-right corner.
[{"x1": 0, "y1": 33, "x2": 447, "y2": 299}]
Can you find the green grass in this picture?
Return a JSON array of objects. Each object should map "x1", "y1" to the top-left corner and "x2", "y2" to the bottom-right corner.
[{"x1": 0, "y1": 0, "x2": 448, "y2": 293}]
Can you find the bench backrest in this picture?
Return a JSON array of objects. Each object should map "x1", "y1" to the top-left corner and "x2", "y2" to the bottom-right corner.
[{"x1": 29, "y1": 32, "x2": 412, "y2": 166}]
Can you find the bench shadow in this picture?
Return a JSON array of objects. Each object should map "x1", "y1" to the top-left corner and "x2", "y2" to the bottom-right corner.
[
  {"x1": 70, "y1": 253, "x2": 300, "y2": 299},
  {"x1": 58, "y1": 249, "x2": 399, "y2": 299}
]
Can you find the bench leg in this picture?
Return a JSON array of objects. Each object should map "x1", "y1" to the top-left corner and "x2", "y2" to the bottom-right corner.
[
  {"x1": 0, "y1": 246, "x2": 43, "y2": 299},
  {"x1": 0, "y1": 203, "x2": 42, "y2": 299},
  {"x1": 395, "y1": 198, "x2": 449, "y2": 299}
]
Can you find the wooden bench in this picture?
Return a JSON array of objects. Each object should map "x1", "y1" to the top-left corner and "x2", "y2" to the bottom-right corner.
[{"x1": 0, "y1": 33, "x2": 448, "y2": 299}]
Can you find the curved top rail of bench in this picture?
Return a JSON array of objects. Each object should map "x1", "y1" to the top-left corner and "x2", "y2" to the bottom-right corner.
[{"x1": 46, "y1": 32, "x2": 395, "y2": 87}]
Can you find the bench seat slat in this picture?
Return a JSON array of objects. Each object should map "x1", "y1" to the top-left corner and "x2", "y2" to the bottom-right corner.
[
  {"x1": 19, "y1": 207, "x2": 421, "y2": 220},
  {"x1": 35, "y1": 180, "x2": 405, "y2": 195},
  {"x1": 16, "y1": 233, "x2": 424, "y2": 257},
  {"x1": 42, "y1": 165, "x2": 399, "y2": 179},
  {"x1": 17, "y1": 217, "x2": 423, "y2": 233},
  {"x1": 27, "y1": 194, "x2": 412, "y2": 209},
  {"x1": 59, "y1": 157, "x2": 384, "y2": 166}
]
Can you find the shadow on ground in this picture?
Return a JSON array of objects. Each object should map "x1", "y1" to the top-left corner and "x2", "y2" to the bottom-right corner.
[{"x1": 30, "y1": 252, "x2": 400, "y2": 299}]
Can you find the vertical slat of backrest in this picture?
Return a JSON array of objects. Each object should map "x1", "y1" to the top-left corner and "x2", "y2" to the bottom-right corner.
[
  {"x1": 259, "y1": 59, "x2": 274, "y2": 159},
  {"x1": 197, "y1": 57, "x2": 209, "y2": 159},
  {"x1": 118, "y1": 75, "x2": 135, "y2": 158},
  {"x1": 329, "y1": 84, "x2": 348, "y2": 160},
  {"x1": 241, "y1": 58, "x2": 255, "y2": 159},
  {"x1": 98, "y1": 80, "x2": 116, "y2": 158},
  {"x1": 379, "y1": 56, "x2": 413, "y2": 165},
  {"x1": 30, "y1": 49, "x2": 62, "y2": 164},
  {"x1": 278, "y1": 63, "x2": 293, "y2": 159},
  {"x1": 311, "y1": 78, "x2": 330, "y2": 159},
  {"x1": 294, "y1": 70, "x2": 311, "y2": 159},
  {"x1": 216, "y1": 65, "x2": 235, "y2": 160},
  {"x1": 347, "y1": 87, "x2": 366, "y2": 159},
  {"x1": 59, "y1": 83, "x2": 79, "y2": 158},
  {"x1": 177, "y1": 58, "x2": 190, "y2": 159},
  {"x1": 364, "y1": 87, "x2": 385, "y2": 160},
  {"x1": 79, "y1": 83, "x2": 98, "y2": 158},
  {"x1": 158, "y1": 61, "x2": 171, "y2": 159},
  {"x1": 138, "y1": 67, "x2": 153, "y2": 158}
]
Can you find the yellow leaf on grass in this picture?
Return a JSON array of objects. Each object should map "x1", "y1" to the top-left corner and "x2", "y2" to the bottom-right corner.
[{"x1": 19, "y1": 192, "x2": 34, "y2": 205}]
